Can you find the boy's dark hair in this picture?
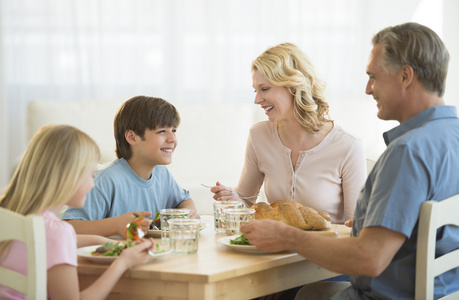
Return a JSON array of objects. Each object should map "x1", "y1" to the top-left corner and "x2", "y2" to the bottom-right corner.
[{"x1": 114, "y1": 96, "x2": 180, "y2": 159}]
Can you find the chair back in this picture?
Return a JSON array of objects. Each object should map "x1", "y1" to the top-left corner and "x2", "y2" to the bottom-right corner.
[
  {"x1": 0, "y1": 207, "x2": 46, "y2": 299},
  {"x1": 415, "y1": 194, "x2": 459, "y2": 300},
  {"x1": 366, "y1": 158, "x2": 376, "y2": 175}
]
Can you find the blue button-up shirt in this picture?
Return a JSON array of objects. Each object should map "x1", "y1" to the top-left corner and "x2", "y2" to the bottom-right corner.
[{"x1": 333, "y1": 106, "x2": 459, "y2": 299}]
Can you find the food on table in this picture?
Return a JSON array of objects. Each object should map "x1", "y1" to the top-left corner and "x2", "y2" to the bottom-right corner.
[
  {"x1": 91, "y1": 241, "x2": 134, "y2": 256},
  {"x1": 126, "y1": 216, "x2": 146, "y2": 240},
  {"x1": 229, "y1": 234, "x2": 251, "y2": 245},
  {"x1": 149, "y1": 211, "x2": 161, "y2": 229},
  {"x1": 90, "y1": 217, "x2": 165, "y2": 258},
  {"x1": 91, "y1": 241, "x2": 165, "y2": 257},
  {"x1": 251, "y1": 199, "x2": 331, "y2": 230}
]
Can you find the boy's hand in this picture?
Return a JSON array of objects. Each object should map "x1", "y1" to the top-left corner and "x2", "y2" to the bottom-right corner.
[
  {"x1": 189, "y1": 210, "x2": 201, "y2": 219},
  {"x1": 116, "y1": 211, "x2": 152, "y2": 237}
]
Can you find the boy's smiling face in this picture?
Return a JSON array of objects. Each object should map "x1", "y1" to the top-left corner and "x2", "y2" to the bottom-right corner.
[{"x1": 133, "y1": 126, "x2": 178, "y2": 166}]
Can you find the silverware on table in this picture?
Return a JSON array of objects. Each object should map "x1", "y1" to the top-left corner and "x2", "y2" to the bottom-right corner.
[{"x1": 201, "y1": 183, "x2": 259, "y2": 200}]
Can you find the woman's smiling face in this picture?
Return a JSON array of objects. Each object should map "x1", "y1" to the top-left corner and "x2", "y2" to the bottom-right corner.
[{"x1": 252, "y1": 69, "x2": 295, "y2": 124}]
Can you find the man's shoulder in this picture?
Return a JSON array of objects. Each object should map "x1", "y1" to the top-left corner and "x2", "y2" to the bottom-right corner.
[
  {"x1": 410, "y1": 106, "x2": 459, "y2": 138},
  {"x1": 403, "y1": 118, "x2": 459, "y2": 144},
  {"x1": 384, "y1": 118, "x2": 459, "y2": 166}
]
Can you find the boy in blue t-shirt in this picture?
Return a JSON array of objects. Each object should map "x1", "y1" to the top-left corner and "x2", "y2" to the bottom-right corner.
[{"x1": 63, "y1": 96, "x2": 199, "y2": 237}]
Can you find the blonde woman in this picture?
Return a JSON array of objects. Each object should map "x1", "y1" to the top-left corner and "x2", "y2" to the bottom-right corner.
[
  {"x1": 212, "y1": 43, "x2": 367, "y2": 224},
  {"x1": 0, "y1": 124, "x2": 155, "y2": 300}
]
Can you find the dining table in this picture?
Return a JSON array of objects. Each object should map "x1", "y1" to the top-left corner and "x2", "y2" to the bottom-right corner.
[{"x1": 77, "y1": 215, "x2": 352, "y2": 300}]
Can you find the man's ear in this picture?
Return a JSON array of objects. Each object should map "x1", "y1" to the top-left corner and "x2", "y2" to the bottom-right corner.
[
  {"x1": 400, "y1": 65, "x2": 414, "y2": 88},
  {"x1": 125, "y1": 130, "x2": 137, "y2": 145}
]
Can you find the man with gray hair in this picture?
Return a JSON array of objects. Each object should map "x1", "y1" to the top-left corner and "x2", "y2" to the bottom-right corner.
[{"x1": 241, "y1": 22, "x2": 459, "y2": 299}]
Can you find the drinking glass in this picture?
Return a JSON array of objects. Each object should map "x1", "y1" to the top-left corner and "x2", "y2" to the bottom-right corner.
[
  {"x1": 225, "y1": 208, "x2": 255, "y2": 236},
  {"x1": 213, "y1": 200, "x2": 243, "y2": 233},
  {"x1": 168, "y1": 218, "x2": 201, "y2": 254},
  {"x1": 160, "y1": 208, "x2": 191, "y2": 242}
]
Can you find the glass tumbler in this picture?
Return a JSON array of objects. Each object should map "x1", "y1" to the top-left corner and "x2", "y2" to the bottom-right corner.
[
  {"x1": 213, "y1": 200, "x2": 244, "y2": 233},
  {"x1": 160, "y1": 208, "x2": 191, "y2": 243},
  {"x1": 168, "y1": 218, "x2": 201, "y2": 254},
  {"x1": 224, "y1": 208, "x2": 255, "y2": 236}
]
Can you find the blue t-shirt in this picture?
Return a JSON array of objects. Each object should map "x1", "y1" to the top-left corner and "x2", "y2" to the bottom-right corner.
[
  {"x1": 62, "y1": 158, "x2": 191, "y2": 220},
  {"x1": 333, "y1": 106, "x2": 459, "y2": 300}
]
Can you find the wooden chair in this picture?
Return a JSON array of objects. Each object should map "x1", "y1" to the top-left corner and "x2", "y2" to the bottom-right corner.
[
  {"x1": 0, "y1": 207, "x2": 47, "y2": 299},
  {"x1": 366, "y1": 158, "x2": 376, "y2": 175},
  {"x1": 415, "y1": 195, "x2": 459, "y2": 300}
]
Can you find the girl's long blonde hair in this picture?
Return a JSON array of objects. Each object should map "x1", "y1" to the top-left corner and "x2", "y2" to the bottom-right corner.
[
  {"x1": 252, "y1": 43, "x2": 331, "y2": 133},
  {"x1": 0, "y1": 124, "x2": 100, "y2": 257}
]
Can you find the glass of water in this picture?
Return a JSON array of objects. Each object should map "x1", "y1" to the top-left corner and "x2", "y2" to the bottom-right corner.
[
  {"x1": 168, "y1": 218, "x2": 201, "y2": 254},
  {"x1": 160, "y1": 208, "x2": 191, "y2": 243},
  {"x1": 213, "y1": 200, "x2": 244, "y2": 233},
  {"x1": 225, "y1": 208, "x2": 255, "y2": 236}
]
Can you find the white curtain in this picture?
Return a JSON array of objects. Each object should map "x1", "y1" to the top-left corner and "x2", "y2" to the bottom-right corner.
[
  {"x1": 2, "y1": 0, "x2": 456, "y2": 189},
  {"x1": 0, "y1": 1, "x2": 7, "y2": 189}
]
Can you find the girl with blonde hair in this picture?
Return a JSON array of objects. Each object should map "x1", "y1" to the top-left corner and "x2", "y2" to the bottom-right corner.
[
  {"x1": 0, "y1": 124, "x2": 155, "y2": 300},
  {"x1": 211, "y1": 43, "x2": 367, "y2": 224}
]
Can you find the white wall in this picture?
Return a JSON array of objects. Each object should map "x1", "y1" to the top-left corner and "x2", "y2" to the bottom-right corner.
[
  {"x1": 1, "y1": 0, "x2": 458, "y2": 190},
  {"x1": 443, "y1": 0, "x2": 459, "y2": 108},
  {"x1": 329, "y1": 0, "x2": 459, "y2": 161},
  {"x1": 0, "y1": 2, "x2": 8, "y2": 190},
  {"x1": 328, "y1": 0, "x2": 418, "y2": 161}
]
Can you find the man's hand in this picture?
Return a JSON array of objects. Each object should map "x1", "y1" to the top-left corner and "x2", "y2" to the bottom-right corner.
[{"x1": 240, "y1": 219, "x2": 294, "y2": 252}]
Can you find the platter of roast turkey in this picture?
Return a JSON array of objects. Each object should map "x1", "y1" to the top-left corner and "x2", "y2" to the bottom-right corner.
[{"x1": 251, "y1": 199, "x2": 338, "y2": 236}]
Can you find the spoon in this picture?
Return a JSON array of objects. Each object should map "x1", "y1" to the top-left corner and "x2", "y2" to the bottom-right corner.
[{"x1": 201, "y1": 183, "x2": 259, "y2": 200}]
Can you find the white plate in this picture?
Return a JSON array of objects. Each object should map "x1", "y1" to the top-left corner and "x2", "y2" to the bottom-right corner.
[
  {"x1": 218, "y1": 226, "x2": 339, "y2": 254},
  {"x1": 77, "y1": 245, "x2": 171, "y2": 264},
  {"x1": 217, "y1": 236, "x2": 284, "y2": 253},
  {"x1": 146, "y1": 221, "x2": 210, "y2": 237}
]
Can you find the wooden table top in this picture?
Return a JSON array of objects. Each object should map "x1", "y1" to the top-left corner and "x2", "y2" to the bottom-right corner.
[{"x1": 77, "y1": 215, "x2": 351, "y2": 299}]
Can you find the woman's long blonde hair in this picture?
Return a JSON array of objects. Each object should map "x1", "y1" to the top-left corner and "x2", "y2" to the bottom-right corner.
[
  {"x1": 252, "y1": 43, "x2": 331, "y2": 133},
  {"x1": 0, "y1": 124, "x2": 100, "y2": 257}
]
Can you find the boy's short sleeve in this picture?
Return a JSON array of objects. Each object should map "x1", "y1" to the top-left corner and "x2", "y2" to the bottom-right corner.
[{"x1": 62, "y1": 185, "x2": 111, "y2": 220}]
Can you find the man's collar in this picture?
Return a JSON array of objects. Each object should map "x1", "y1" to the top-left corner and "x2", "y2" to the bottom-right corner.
[{"x1": 383, "y1": 106, "x2": 457, "y2": 145}]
